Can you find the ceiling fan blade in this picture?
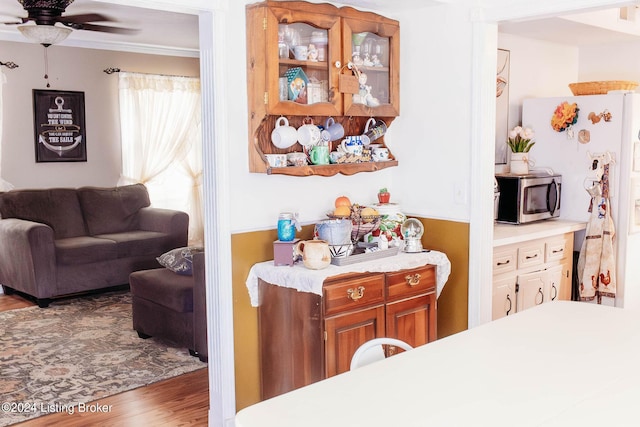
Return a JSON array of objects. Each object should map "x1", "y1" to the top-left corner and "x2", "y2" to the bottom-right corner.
[
  {"x1": 62, "y1": 22, "x2": 138, "y2": 35},
  {"x1": 2, "y1": 17, "x2": 29, "y2": 25},
  {"x1": 57, "y1": 13, "x2": 115, "y2": 24}
]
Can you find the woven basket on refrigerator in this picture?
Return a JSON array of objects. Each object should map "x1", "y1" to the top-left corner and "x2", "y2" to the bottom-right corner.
[{"x1": 569, "y1": 80, "x2": 638, "y2": 96}]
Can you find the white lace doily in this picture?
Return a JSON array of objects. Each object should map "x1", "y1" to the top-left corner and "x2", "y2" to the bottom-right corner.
[{"x1": 245, "y1": 251, "x2": 451, "y2": 307}]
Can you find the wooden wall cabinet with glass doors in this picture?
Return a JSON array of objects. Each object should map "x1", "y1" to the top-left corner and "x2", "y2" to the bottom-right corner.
[{"x1": 246, "y1": 1, "x2": 400, "y2": 176}]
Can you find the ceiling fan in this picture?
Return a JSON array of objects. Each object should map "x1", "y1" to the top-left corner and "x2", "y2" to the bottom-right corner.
[{"x1": 4, "y1": 0, "x2": 136, "y2": 45}]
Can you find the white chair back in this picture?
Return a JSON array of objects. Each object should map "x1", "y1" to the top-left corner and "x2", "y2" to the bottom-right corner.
[{"x1": 350, "y1": 337, "x2": 413, "y2": 370}]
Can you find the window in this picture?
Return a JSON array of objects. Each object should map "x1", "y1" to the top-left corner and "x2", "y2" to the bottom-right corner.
[{"x1": 118, "y1": 72, "x2": 203, "y2": 244}]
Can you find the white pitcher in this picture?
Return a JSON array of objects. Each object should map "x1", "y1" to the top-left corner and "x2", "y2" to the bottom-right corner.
[{"x1": 294, "y1": 240, "x2": 331, "y2": 270}]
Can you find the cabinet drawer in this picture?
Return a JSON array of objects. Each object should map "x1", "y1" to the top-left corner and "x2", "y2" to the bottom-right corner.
[
  {"x1": 545, "y1": 237, "x2": 570, "y2": 262},
  {"x1": 493, "y1": 248, "x2": 516, "y2": 275},
  {"x1": 323, "y1": 273, "x2": 385, "y2": 316},
  {"x1": 517, "y1": 242, "x2": 544, "y2": 269},
  {"x1": 386, "y1": 265, "x2": 436, "y2": 301}
]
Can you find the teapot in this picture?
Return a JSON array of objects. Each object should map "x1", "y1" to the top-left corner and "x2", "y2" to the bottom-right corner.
[{"x1": 295, "y1": 240, "x2": 331, "y2": 270}]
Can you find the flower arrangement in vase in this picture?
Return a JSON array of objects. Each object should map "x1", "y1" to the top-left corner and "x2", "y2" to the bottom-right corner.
[{"x1": 507, "y1": 126, "x2": 535, "y2": 175}]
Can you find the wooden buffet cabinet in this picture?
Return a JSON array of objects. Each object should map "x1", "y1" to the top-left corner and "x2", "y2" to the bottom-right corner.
[
  {"x1": 246, "y1": 1, "x2": 400, "y2": 176},
  {"x1": 258, "y1": 263, "x2": 436, "y2": 399}
]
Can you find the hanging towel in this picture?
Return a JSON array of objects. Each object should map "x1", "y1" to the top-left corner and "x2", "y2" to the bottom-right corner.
[{"x1": 577, "y1": 164, "x2": 616, "y2": 302}]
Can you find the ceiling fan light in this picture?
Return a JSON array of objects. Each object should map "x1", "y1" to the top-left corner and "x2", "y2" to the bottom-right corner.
[{"x1": 18, "y1": 25, "x2": 72, "y2": 46}]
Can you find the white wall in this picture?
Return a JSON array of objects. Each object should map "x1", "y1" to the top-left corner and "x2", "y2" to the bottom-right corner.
[
  {"x1": 579, "y1": 40, "x2": 640, "y2": 82},
  {"x1": 0, "y1": 41, "x2": 199, "y2": 189},
  {"x1": 392, "y1": 3, "x2": 474, "y2": 222},
  {"x1": 498, "y1": 33, "x2": 579, "y2": 130},
  {"x1": 227, "y1": 0, "x2": 399, "y2": 233},
  {"x1": 226, "y1": 1, "x2": 475, "y2": 234}
]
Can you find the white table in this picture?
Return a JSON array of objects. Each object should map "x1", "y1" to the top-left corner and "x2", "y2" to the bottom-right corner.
[{"x1": 235, "y1": 301, "x2": 640, "y2": 426}]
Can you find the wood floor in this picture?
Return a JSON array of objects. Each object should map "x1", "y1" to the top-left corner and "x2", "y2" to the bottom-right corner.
[{"x1": 0, "y1": 293, "x2": 210, "y2": 426}]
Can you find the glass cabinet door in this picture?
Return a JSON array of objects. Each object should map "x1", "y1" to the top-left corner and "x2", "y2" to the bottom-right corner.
[
  {"x1": 341, "y1": 18, "x2": 400, "y2": 117},
  {"x1": 266, "y1": 7, "x2": 342, "y2": 116}
]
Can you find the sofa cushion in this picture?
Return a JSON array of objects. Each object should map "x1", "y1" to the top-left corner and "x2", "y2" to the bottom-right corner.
[
  {"x1": 157, "y1": 246, "x2": 205, "y2": 276},
  {"x1": 55, "y1": 236, "x2": 118, "y2": 265},
  {"x1": 0, "y1": 188, "x2": 87, "y2": 239},
  {"x1": 129, "y1": 268, "x2": 194, "y2": 313},
  {"x1": 94, "y1": 230, "x2": 171, "y2": 258},
  {"x1": 77, "y1": 184, "x2": 150, "y2": 236}
]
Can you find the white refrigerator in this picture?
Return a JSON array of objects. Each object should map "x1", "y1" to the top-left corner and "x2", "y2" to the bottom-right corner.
[{"x1": 522, "y1": 93, "x2": 640, "y2": 309}]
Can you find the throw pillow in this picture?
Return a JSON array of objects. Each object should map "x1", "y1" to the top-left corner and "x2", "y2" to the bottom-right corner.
[{"x1": 157, "y1": 246, "x2": 204, "y2": 276}]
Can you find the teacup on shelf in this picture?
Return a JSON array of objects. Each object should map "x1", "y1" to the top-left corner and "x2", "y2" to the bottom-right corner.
[
  {"x1": 265, "y1": 154, "x2": 287, "y2": 168},
  {"x1": 287, "y1": 152, "x2": 307, "y2": 167}
]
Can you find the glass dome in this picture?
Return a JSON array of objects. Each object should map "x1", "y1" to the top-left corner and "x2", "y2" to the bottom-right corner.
[
  {"x1": 401, "y1": 218, "x2": 423, "y2": 239},
  {"x1": 401, "y1": 218, "x2": 424, "y2": 252}
]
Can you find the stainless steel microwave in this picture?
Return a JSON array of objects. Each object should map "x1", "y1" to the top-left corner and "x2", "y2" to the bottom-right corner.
[{"x1": 495, "y1": 172, "x2": 561, "y2": 224}]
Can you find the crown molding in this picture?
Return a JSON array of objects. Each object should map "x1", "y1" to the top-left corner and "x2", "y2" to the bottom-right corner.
[
  {"x1": 481, "y1": 0, "x2": 631, "y2": 22},
  {"x1": 59, "y1": 38, "x2": 200, "y2": 57},
  {"x1": 93, "y1": 0, "x2": 226, "y2": 13},
  {"x1": 0, "y1": 32, "x2": 199, "y2": 57}
]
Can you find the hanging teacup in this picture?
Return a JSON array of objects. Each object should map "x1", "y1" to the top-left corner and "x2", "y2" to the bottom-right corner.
[{"x1": 271, "y1": 116, "x2": 298, "y2": 149}]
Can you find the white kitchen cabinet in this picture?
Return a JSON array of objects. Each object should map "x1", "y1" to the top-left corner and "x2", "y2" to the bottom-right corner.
[
  {"x1": 492, "y1": 231, "x2": 574, "y2": 320},
  {"x1": 492, "y1": 275, "x2": 516, "y2": 319},
  {"x1": 517, "y1": 242, "x2": 544, "y2": 270},
  {"x1": 517, "y1": 269, "x2": 546, "y2": 311},
  {"x1": 546, "y1": 263, "x2": 569, "y2": 302}
]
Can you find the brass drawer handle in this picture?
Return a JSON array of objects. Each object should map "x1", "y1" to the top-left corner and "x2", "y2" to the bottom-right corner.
[
  {"x1": 496, "y1": 259, "x2": 510, "y2": 266},
  {"x1": 347, "y1": 286, "x2": 365, "y2": 301},
  {"x1": 405, "y1": 273, "x2": 421, "y2": 287}
]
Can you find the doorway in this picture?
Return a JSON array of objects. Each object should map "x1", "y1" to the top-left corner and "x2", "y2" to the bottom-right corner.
[{"x1": 470, "y1": 0, "x2": 630, "y2": 328}]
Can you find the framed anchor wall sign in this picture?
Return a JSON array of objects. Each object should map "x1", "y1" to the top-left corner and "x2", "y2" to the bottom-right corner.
[{"x1": 32, "y1": 90, "x2": 87, "y2": 162}]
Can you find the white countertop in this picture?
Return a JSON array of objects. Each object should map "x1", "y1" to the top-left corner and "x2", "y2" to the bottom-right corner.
[
  {"x1": 494, "y1": 219, "x2": 586, "y2": 247},
  {"x1": 236, "y1": 301, "x2": 640, "y2": 427}
]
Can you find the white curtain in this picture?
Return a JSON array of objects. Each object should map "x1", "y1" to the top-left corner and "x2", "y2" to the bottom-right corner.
[
  {"x1": 118, "y1": 72, "x2": 203, "y2": 245},
  {"x1": 0, "y1": 68, "x2": 15, "y2": 192}
]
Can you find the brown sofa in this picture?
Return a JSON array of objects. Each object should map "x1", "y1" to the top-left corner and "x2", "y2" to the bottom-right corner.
[
  {"x1": 0, "y1": 184, "x2": 188, "y2": 307},
  {"x1": 129, "y1": 251, "x2": 207, "y2": 362}
]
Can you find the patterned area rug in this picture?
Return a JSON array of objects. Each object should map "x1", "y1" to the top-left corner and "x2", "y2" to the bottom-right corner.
[{"x1": 0, "y1": 291, "x2": 206, "y2": 426}]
